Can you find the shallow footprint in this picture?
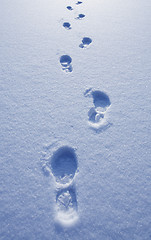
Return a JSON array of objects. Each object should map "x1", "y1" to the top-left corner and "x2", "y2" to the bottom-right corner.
[
  {"x1": 60, "y1": 55, "x2": 73, "y2": 73},
  {"x1": 67, "y1": 6, "x2": 73, "y2": 11},
  {"x1": 76, "y1": 14, "x2": 85, "y2": 20},
  {"x1": 88, "y1": 107, "x2": 104, "y2": 123},
  {"x1": 56, "y1": 186, "x2": 78, "y2": 226},
  {"x1": 79, "y1": 37, "x2": 92, "y2": 48},
  {"x1": 84, "y1": 89, "x2": 111, "y2": 130},
  {"x1": 50, "y1": 146, "x2": 78, "y2": 186},
  {"x1": 63, "y1": 22, "x2": 71, "y2": 30},
  {"x1": 76, "y1": 1, "x2": 83, "y2": 5}
]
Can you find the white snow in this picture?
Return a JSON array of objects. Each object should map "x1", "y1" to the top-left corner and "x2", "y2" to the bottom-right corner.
[{"x1": 0, "y1": 0, "x2": 151, "y2": 239}]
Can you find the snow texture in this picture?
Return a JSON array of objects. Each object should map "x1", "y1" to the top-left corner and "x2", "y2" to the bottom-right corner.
[{"x1": 0, "y1": 0, "x2": 151, "y2": 239}]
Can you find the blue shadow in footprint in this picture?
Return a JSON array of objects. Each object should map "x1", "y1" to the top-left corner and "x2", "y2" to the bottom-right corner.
[
  {"x1": 63, "y1": 22, "x2": 71, "y2": 30},
  {"x1": 67, "y1": 6, "x2": 73, "y2": 11},
  {"x1": 60, "y1": 55, "x2": 73, "y2": 73},
  {"x1": 51, "y1": 146, "x2": 78, "y2": 184},
  {"x1": 92, "y1": 91, "x2": 111, "y2": 108},
  {"x1": 79, "y1": 37, "x2": 92, "y2": 48},
  {"x1": 76, "y1": 14, "x2": 85, "y2": 20}
]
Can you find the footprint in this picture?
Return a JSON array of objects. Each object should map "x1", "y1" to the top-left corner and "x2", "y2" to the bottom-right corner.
[
  {"x1": 50, "y1": 146, "x2": 78, "y2": 186},
  {"x1": 56, "y1": 186, "x2": 78, "y2": 225},
  {"x1": 50, "y1": 146, "x2": 78, "y2": 226},
  {"x1": 41, "y1": 144, "x2": 79, "y2": 226},
  {"x1": 92, "y1": 90, "x2": 111, "y2": 110},
  {"x1": 76, "y1": 14, "x2": 85, "y2": 20},
  {"x1": 79, "y1": 37, "x2": 92, "y2": 48},
  {"x1": 67, "y1": 6, "x2": 73, "y2": 11},
  {"x1": 88, "y1": 107, "x2": 104, "y2": 123},
  {"x1": 84, "y1": 89, "x2": 111, "y2": 130},
  {"x1": 63, "y1": 22, "x2": 72, "y2": 30},
  {"x1": 76, "y1": 1, "x2": 83, "y2": 5},
  {"x1": 60, "y1": 55, "x2": 73, "y2": 73}
]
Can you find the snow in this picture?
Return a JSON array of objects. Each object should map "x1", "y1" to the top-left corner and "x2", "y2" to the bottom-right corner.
[{"x1": 0, "y1": 0, "x2": 151, "y2": 239}]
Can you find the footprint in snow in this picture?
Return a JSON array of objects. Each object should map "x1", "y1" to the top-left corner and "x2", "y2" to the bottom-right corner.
[
  {"x1": 84, "y1": 88, "x2": 111, "y2": 130},
  {"x1": 50, "y1": 146, "x2": 78, "y2": 186},
  {"x1": 75, "y1": 14, "x2": 85, "y2": 20},
  {"x1": 56, "y1": 186, "x2": 78, "y2": 226},
  {"x1": 76, "y1": 1, "x2": 83, "y2": 5},
  {"x1": 67, "y1": 6, "x2": 73, "y2": 11},
  {"x1": 63, "y1": 22, "x2": 72, "y2": 30},
  {"x1": 60, "y1": 55, "x2": 73, "y2": 73},
  {"x1": 79, "y1": 37, "x2": 92, "y2": 48},
  {"x1": 50, "y1": 146, "x2": 79, "y2": 226}
]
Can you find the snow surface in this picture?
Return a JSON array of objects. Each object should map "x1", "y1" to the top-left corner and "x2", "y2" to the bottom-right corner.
[{"x1": 0, "y1": 0, "x2": 151, "y2": 239}]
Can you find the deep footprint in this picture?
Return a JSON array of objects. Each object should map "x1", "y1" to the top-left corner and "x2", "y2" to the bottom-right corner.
[
  {"x1": 79, "y1": 37, "x2": 92, "y2": 48},
  {"x1": 50, "y1": 146, "x2": 78, "y2": 185},
  {"x1": 67, "y1": 6, "x2": 73, "y2": 11},
  {"x1": 50, "y1": 146, "x2": 78, "y2": 225},
  {"x1": 56, "y1": 186, "x2": 78, "y2": 225},
  {"x1": 92, "y1": 90, "x2": 111, "y2": 110},
  {"x1": 63, "y1": 22, "x2": 71, "y2": 30},
  {"x1": 60, "y1": 55, "x2": 73, "y2": 73},
  {"x1": 41, "y1": 144, "x2": 79, "y2": 226},
  {"x1": 76, "y1": 14, "x2": 85, "y2": 20}
]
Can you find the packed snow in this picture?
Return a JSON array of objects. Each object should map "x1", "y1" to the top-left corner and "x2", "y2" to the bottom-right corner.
[{"x1": 0, "y1": 0, "x2": 151, "y2": 239}]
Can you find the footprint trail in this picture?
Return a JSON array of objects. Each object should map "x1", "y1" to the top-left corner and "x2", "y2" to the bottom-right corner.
[{"x1": 60, "y1": 0, "x2": 86, "y2": 73}]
